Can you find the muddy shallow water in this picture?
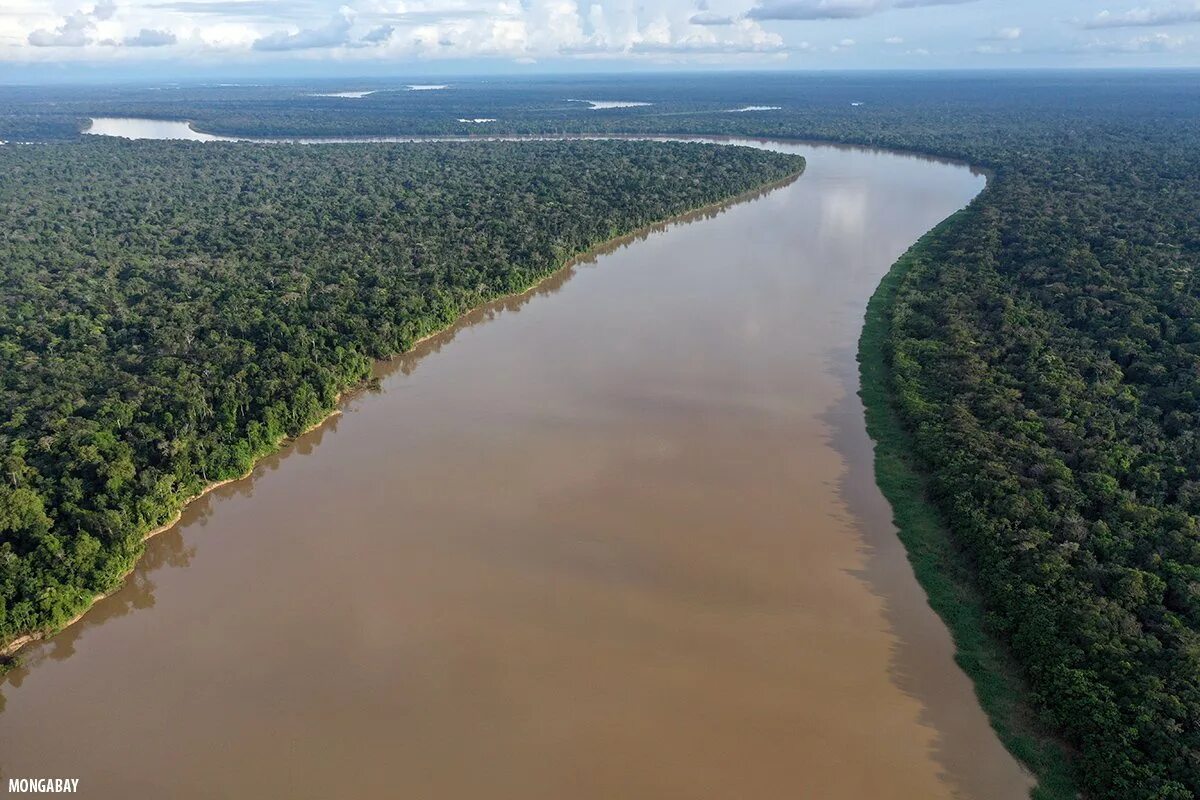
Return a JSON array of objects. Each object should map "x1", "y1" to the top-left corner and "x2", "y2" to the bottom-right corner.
[{"x1": 1, "y1": 132, "x2": 1031, "y2": 799}]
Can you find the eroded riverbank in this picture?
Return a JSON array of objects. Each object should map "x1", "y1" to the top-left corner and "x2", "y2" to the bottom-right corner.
[{"x1": 0, "y1": 133, "x2": 1028, "y2": 799}]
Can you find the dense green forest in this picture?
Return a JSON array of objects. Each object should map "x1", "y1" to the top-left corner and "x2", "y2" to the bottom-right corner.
[
  {"x1": 875, "y1": 136, "x2": 1200, "y2": 798},
  {"x1": 4, "y1": 72, "x2": 1200, "y2": 798},
  {"x1": 0, "y1": 138, "x2": 802, "y2": 654}
]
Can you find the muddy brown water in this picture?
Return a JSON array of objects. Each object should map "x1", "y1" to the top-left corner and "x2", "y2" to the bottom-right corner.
[{"x1": 1, "y1": 134, "x2": 1031, "y2": 799}]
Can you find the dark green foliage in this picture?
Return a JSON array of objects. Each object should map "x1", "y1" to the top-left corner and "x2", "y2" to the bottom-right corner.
[
  {"x1": 882, "y1": 181, "x2": 1200, "y2": 799},
  {"x1": 860, "y1": 215, "x2": 1078, "y2": 800},
  {"x1": 0, "y1": 138, "x2": 802, "y2": 651},
  {"x1": 4, "y1": 71, "x2": 1200, "y2": 797}
]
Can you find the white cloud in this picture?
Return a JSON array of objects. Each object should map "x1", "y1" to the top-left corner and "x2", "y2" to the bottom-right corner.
[
  {"x1": 1085, "y1": 30, "x2": 1192, "y2": 50},
  {"x1": 974, "y1": 42, "x2": 1021, "y2": 54},
  {"x1": 974, "y1": 25, "x2": 1021, "y2": 51},
  {"x1": 359, "y1": 23, "x2": 394, "y2": 42},
  {"x1": 689, "y1": 11, "x2": 735, "y2": 25},
  {"x1": 253, "y1": 7, "x2": 355, "y2": 50},
  {"x1": 27, "y1": 2, "x2": 112, "y2": 48},
  {"x1": 193, "y1": 21, "x2": 262, "y2": 49},
  {"x1": 745, "y1": 0, "x2": 976, "y2": 21},
  {"x1": 27, "y1": 24, "x2": 91, "y2": 48},
  {"x1": 353, "y1": 0, "x2": 787, "y2": 62},
  {"x1": 631, "y1": 38, "x2": 785, "y2": 53},
  {"x1": 124, "y1": 27, "x2": 179, "y2": 45},
  {"x1": 748, "y1": 0, "x2": 884, "y2": 20},
  {"x1": 2, "y1": 0, "x2": 1187, "y2": 67},
  {"x1": 1084, "y1": 4, "x2": 1200, "y2": 29}
]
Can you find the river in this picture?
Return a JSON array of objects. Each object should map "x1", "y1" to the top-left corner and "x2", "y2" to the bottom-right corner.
[{"x1": 2, "y1": 121, "x2": 1029, "y2": 799}]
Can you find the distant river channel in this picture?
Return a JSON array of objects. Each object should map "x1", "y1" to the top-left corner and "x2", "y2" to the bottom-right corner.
[{"x1": 0, "y1": 119, "x2": 1030, "y2": 799}]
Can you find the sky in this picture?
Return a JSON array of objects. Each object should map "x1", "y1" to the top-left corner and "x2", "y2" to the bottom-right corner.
[{"x1": 2, "y1": 0, "x2": 1200, "y2": 77}]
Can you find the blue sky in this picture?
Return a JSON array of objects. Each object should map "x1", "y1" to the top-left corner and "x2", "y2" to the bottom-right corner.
[{"x1": 2, "y1": 0, "x2": 1200, "y2": 76}]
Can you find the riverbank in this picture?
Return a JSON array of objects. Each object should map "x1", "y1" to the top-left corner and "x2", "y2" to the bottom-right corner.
[
  {"x1": 0, "y1": 160, "x2": 804, "y2": 665},
  {"x1": 1, "y1": 136, "x2": 1034, "y2": 800},
  {"x1": 0, "y1": 407, "x2": 342, "y2": 662},
  {"x1": 857, "y1": 208, "x2": 1078, "y2": 800}
]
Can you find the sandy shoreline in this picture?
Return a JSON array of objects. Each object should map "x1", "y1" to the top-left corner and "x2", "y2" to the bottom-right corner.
[{"x1": 0, "y1": 164, "x2": 803, "y2": 662}]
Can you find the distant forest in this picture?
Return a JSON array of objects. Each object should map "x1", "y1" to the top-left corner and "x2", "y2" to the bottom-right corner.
[
  {"x1": 0, "y1": 137, "x2": 802, "y2": 653},
  {"x1": 3, "y1": 71, "x2": 1200, "y2": 798}
]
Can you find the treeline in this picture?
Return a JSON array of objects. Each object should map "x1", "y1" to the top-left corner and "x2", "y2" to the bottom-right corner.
[
  {"x1": 7, "y1": 72, "x2": 1200, "y2": 796},
  {"x1": 674, "y1": 77, "x2": 1200, "y2": 800},
  {"x1": 625, "y1": 73, "x2": 1200, "y2": 800},
  {"x1": 0, "y1": 139, "x2": 803, "y2": 652},
  {"x1": 875, "y1": 131, "x2": 1200, "y2": 798}
]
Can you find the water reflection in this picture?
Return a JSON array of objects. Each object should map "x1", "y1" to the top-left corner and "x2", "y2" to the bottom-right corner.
[
  {"x1": 84, "y1": 118, "x2": 226, "y2": 141},
  {"x1": 2, "y1": 527, "x2": 195, "y2": 685},
  {"x1": 818, "y1": 182, "x2": 870, "y2": 240},
  {"x1": 80, "y1": 118, "x2": 986, "y2": 183},
  {"x1": 382, "y1": 175, "x2": 794, "y2": 381},
  {"x1": 0, "y1": 418, "x2": 341, "y2": 683}
]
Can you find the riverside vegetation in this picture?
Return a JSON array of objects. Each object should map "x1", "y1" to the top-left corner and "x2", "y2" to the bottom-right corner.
[
  {"x1": 3, "y1": 72, "x2": 1200, "y2": 798},
  {"x1": 0, "y1": 137, "x2": 802, "y2": 656}
]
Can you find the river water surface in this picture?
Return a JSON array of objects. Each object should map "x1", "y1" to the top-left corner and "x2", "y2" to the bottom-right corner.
[{"x1": 3, "y1": 123, "x2": 1030, "y2": 799}]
